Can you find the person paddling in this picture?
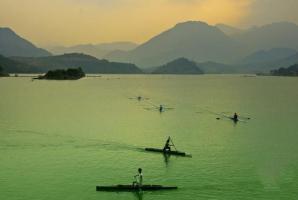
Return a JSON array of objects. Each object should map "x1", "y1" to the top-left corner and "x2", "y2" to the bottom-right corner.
[
  {"x1": 159, "y1": 105, "x2": 163, "y2": 113},
  {"x1": 163, "y1": 137, "x2": 173, "y2": 152},
  {"x1": 133, "y1": 168, "x2": 143, "y2": 187},
  {"x1": 233, "y1": 113, "x2": 239, "y2": 122}
]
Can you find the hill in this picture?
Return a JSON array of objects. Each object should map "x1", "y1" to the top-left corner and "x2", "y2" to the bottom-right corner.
[
  {"x1": 12, "y1": 53, "x2": 143, "y2": 74},
  {"x1": 0, "y1": 54, "x2": 40, "y2": 73},
  {"x1": 0, "y1": 27, "x2": 51, "y2": 57},
  {"x1": 152, "y1": 58, "x2": 203, "y2": 74}
]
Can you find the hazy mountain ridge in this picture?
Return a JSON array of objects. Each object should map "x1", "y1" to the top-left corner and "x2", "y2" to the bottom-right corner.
[
  {"x1": 242, "y1": 48, "x2": 297, "y2": 64},
  {"x1": 48, "y1": 42, "x2": 138, "y2": 59},
  {"x1": 11, "y1": 53, "x2": 143, "y2": 74},
  {"x1": 0, "y1": 27, "x2": 51, "y2": 57},
  {"x1": 232, "y1": 22, "x2": 298, "y2": 53},
  {"x1": 216, "y1": 24, "x2": 243, "y2": 35},
  {"x1": 107, "y1": 21, "x2": 298, "y2": 71},
  {"x1": 0, "y1": 54, "x2": 41, "y2": 73},
  {"x1": 238, "y1": 48, "x2": 298, "y2": 73},
  {"x1": 106, "y1": 21, "x2": 242, "y2": 67},
  {"x1": 3, "y1": 21, "x2": 298, "y2": 74}
]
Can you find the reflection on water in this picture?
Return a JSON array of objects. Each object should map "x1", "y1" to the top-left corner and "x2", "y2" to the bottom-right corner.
[
  {"x1": 133, "y1": 191, "x2": 143, "y2": 200},
  {"x1": 163, "y1": 153, "x2": 171, "y2": 166}
]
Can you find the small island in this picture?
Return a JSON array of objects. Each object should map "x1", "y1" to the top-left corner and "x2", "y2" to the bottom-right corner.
[
  {"x1": 37, "y1": 67, "x2": 85, "y2": 80},
  {"x1": 0, "y1": 65, "x2": 9, "y2": 77},
  {"x1": 271, "y1": 64, "x2": 298, "y2": 76}
]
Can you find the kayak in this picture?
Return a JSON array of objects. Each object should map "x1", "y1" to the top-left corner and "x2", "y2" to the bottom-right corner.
[
  {"x1": 145, "y1": 148, "x2": 188, "y2": 156},
  {"x1": 229, "y1": 117, "x2": 239, "y2": 122},
  {"x1": 96, "y1": 184, "x2": 178, "y2": 192}
]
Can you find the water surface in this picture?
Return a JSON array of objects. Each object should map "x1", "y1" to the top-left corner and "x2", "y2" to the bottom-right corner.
[{"x1": 0, "y1": 75, "x2": 298, "y2": 200}]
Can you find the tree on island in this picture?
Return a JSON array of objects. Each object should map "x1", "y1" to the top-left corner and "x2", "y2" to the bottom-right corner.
[
  {"x1": 271, "y1": 64, "x2": 298, "y2": 76},
  {"x1": 38, "y1": 67, "x2": 85, "y2": 80}
]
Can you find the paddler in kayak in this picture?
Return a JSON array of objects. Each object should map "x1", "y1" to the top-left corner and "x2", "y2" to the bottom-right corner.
[
  {"x1": 232, "y1": 113, "x2": 239, "y2": 122},
  {"x1": 163, "y1": 137, "x2": 173, "y2": 152},
  {"x1": 132, "y1": 168, "x2": 143, "y2": 187},
  {"x1": 159, "y1": 105, "x2": 164, "y2": 113}
]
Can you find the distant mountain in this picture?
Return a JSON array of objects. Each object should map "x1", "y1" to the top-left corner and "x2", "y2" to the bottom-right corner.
[
  {"x1": 0, "y1": 27, "x2": 51, "y2": 57},
  {"x1": 152, "y1": 58, "x2": 203, "y2": 74},
  {"x1": 242, "y1": 48, "x2": 297, "y2": 64},
  {"x1": 232, "y1": 22, "x2": 298, "y2": 53},
  {"x1": 216, "y1": 24, "x2": 243, "y2": 36},
  {"x1": 0, "y1": 54, "x2": 40, "y2": 73},
  {"x1": 106, "y1": 21, "x2": 242, "y2": 68},
  {"x1": 12, "y1": 53, "x2": 143, "y2": 74},
  {"x1": 238, "y1": 48, "x2": 298, "y2": 73},
  {"x1": 48, "y1": 42, "x2": 138, "y2": 59},
  {"x1": 277, "y1": 53, "x2": 298, "y2": 67}
]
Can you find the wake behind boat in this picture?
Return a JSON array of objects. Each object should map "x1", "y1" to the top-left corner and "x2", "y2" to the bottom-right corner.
[{"x1": 96, "y1": 184, "x2": 178, "y2": 192}]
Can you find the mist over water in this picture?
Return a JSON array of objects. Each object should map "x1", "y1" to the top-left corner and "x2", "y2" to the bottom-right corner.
[{"x1": 0, "y1": 75, "x2": 298, "y2": 200}]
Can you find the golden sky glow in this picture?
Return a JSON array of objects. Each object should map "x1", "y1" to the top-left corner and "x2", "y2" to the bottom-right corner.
[{"x1": 0, "y1": 0, "x2": 297, "y2": 46}]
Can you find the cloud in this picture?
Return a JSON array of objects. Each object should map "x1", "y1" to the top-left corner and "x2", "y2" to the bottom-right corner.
[
  {"x1": 0, "y1": 0, "x2": 297, "y2": 45},
  {"x1": 245, "y1": 0, "x2": 298, "y2": 26}
]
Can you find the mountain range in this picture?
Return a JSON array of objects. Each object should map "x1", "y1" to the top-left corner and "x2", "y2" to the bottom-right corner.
[
  {"x1": 48, "y1": 42, "x2": 138, "y2": 59},
  {"x1": 106, "y1": 21, "x2": 241, "y2": 67},
  {"x1": 2, "y1": 21, "x2": 298, "y2": 74},
  {"x1": 0, "y1": 54, "x2": 40, "y2": 73},
  {"x1": 11, "y1": 53, "x2": 142, "y2": 74},
  {"x1": 105, "y1": 21, "x2": 298, "y2": 70},
  {"x1": 238, "y1": 48, "x2": 298, "y2": 73}
]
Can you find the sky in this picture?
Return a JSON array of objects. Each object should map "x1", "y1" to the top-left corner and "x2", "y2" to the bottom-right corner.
[{"x1": 0, "y1": 0, "x2": 298, "y2": 46}]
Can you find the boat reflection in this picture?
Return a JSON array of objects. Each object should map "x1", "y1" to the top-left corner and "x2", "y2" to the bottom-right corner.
[
  {"x1": 133, "y1": 191, "x2": 143, "y2": 200},
  {"x1": 163, "y1": 153, "x2": 171, "y2": 166}
]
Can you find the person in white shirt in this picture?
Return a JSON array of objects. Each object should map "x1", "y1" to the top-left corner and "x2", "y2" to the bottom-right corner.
[
  {"x1": 133, "y1": 168, "x2": 143, "y2": 187},
  {"x1": 163, "y1": 137, "x2": 172, "y2": 152}
]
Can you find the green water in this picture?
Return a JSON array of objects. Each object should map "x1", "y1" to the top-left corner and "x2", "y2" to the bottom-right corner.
[{"x1": 0, "y1": 75, "x2": 298, "y2": 200}]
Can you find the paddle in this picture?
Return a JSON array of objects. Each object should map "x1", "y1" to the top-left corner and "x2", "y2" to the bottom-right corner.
[{"x1": 169, "y1": 137, "x2": 178, "y2": 151}]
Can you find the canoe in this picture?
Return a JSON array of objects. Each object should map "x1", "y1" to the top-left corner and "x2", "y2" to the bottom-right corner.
[
  {"x1": 229, "y1": 117, "x2": 239, "y2": 122},
  {"x1": 96, "y1": 184, "x2": 178, "y2": 192},
  {"x1": 145, "y1": 148, "x2": 187, "y2": 156}
]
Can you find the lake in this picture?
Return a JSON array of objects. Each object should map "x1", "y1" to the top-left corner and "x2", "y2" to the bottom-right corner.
[{"x1": 0, "y1": 75, "x2": 298, "y2": 200}]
